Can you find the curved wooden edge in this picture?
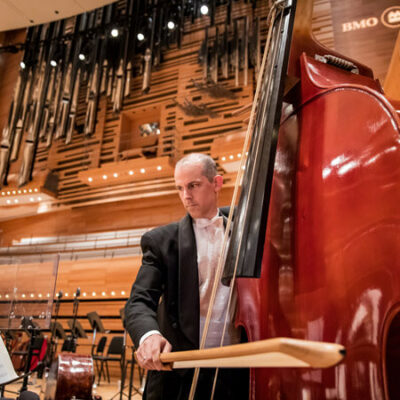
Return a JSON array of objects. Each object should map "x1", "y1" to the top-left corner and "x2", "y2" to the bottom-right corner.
[
  {"x1": 288, "y1": 0, "x2": 373, "y2": 79},
  {"x1": 152, "y1": 337, "x2": 345, "y2": 369}
]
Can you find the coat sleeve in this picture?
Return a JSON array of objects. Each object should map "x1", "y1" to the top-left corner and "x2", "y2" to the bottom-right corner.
[{"x1": 125, "y1": 232, "x2": 164, "y2": 348}]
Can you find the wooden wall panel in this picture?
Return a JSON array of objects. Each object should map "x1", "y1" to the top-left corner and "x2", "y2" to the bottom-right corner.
[{"x1": 0, "y1": 187, "x2": 234, "y2": 245}]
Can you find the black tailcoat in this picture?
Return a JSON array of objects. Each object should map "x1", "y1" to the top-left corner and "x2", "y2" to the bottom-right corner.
[{"x1": 125, "y1": 208, "x2": 248, "y2": 399}]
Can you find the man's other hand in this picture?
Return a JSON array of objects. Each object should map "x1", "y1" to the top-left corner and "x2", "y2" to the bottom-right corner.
[{"x1": 136, "y1": 333, "x2": 172, "y2": 370}]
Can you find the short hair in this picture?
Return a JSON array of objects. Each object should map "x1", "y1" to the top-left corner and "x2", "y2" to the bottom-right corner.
[{"x1": 175, "y1": 153, "x2": 217, "y2": 182}]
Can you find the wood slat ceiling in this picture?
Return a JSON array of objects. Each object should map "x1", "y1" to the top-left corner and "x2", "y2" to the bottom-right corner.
[{"x1": 0, "y1": 0, "x2": 117, "y2": 32}]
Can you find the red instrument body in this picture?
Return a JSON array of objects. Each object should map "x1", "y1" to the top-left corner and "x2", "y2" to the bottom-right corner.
[
  {"x1": 45, "y1": 353, "x2": 94, "y2": 400},
  {"x1": 235, "y1": 48, "x2": 400, "y2": 399}
]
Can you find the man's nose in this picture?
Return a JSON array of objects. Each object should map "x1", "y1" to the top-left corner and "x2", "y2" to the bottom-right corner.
[{"x1": 183, "y1": 188, "x2": 191, "y2": 199}]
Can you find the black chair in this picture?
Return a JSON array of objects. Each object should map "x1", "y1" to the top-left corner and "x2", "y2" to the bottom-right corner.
[
  {"x1": 91, "y1": 336, "x2": 108, "y2": 384},
  {"x1": 93, "y1": 336, "x2": 125, "y2": 385}
]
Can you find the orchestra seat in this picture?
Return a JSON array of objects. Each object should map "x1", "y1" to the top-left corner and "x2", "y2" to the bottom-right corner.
[
  {"x1": 91, "y1": 336, "x2": 108, "y2": 384},
  {"x1": 93, "y1": 336, "x2": 124, "y2": 385}
]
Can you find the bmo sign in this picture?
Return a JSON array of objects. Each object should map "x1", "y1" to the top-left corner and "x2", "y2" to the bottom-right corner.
[
  {"x1": 341, "y1": 6, "x2": 400, "y2": 32},
  {"x1": 330, "y1": 0, "x2": 400, "y2": 81},
  {"x1": 342, "y1": 17, "x2": 379, "y2": 32}
]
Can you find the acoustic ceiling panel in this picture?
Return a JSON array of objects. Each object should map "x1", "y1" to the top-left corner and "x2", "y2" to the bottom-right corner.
[{"x1": 0, "y1": 0, "x2": 117, "y2": 32}]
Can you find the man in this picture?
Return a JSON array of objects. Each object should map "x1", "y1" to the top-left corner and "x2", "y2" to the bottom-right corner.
[{"x1": 125, "y1": 153, "x2": 248, "y2": 399}]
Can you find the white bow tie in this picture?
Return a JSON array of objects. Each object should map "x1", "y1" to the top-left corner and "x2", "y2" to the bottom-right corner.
[{"x1": 194, "y1": 215, "x2": 223, "y2": 229}]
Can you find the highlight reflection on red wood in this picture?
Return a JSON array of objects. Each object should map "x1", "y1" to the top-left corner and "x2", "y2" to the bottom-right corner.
[
  {"x1": 235, "y1": 52, "x2": 400, "y2": 399},
  {"x1": 45, "y1": 353, "x2": 93, "y2": 400}
]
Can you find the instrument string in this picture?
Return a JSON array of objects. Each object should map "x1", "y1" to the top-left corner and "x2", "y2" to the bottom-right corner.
[{"x1": 188, "y1": 2, "x2": 287, "y2": 399}]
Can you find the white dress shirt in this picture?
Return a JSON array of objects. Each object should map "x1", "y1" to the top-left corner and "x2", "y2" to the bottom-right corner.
[{"x1": 193, "y1": 211, "x2": 240, "y2": 348}]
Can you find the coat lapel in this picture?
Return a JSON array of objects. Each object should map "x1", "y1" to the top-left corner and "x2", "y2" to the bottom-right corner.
[{"x1": 178, "y1": 214, "x2": 199, "y2": 348}]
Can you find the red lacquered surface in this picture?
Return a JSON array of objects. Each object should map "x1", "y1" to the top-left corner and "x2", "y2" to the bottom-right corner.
[
  {"x1": 45, "y1": 353, "x2": 94, "y2": 400},
  {"x1": 236, "y1": 53, "x2": 400, "y2": 399}
]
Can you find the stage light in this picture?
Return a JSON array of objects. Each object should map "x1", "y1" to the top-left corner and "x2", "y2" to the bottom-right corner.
[
  {"x1": 129, "y1": 170, "x2": 134, "y2": 175},
  {"x1": 103, "y1": 175, "x2": 107, "y2": 180},
  {"x1": 137, "y1": 33, "x2": 145, "y2": 41},
  {"x1": 167, "y1": 21, "x2": 175, "y2": 30},
  {"x1": 140, "y1": 168, "x2": 145, "y2": 173},
  {"x1": 88, "y1": 177, "x2": 93, "y2": 182},
  {"x1": 157, "y1": 166, "x2": 162, "y2": 171},
  {"x1": 200, "y1": 5, "x2": 209, "y2": 15},
  {"x1": 113, "y1": 173, "x2": 118, "y2": 178},
  {"x1": 50, "y1": 60, "x2": 57, "y2": 67},
  {"x1": 79, "y1": 53, "x2": 85, "y2": 61},
  {"x1": 20, "y1": 61, "x2": 26, "y2": 69},
  {"x1": 111, "y1": 28, "x2": 119, "y2": 37}
]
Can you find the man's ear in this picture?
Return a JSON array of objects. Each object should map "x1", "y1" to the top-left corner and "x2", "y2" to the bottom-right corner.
[{"x1": 214, "y1": 175, "x2": 223, "y2": 192}]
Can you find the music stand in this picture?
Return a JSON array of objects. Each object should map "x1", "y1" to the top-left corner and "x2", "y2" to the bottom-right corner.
[
  {"x1": 116, "y1": 308, "x2": 143, "y2": 400},
  {"x1": 67, "y1": 319, "x2": 87, "y2": 339},
  {"x1": 87, "y1": 311, "x2": 106, "y2": 345},
  {"x1": 51, "y1": 321, "x2": 67, "y2": 340}
]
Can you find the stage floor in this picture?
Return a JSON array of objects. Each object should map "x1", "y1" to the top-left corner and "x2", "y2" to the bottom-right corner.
[{"x1": 3, "y1": 374, "x2": 143, "y2": 399}]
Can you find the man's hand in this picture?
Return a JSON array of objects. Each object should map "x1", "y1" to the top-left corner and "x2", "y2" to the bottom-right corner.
[{"x1": 136, "y1": 334, "x2": 172, "y2": 371}]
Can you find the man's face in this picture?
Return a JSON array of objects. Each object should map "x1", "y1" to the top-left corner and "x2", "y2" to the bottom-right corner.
[{"x1": 174, "y1": 162, "x2": 223, "y2": 219}]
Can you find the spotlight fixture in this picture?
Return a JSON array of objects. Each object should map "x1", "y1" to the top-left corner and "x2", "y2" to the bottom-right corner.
[
  {"x1": 78, "y1": 53, "x2": 85, "y2": 61},
  {"x1": 167, "y1": 21, "x2": 175, "y2": 30},
  {"x1": 200, "y1": 5, "x2": 209, "y2": 15},
  {"x1": 50, "y1": 59, "x2": 57, "y2": 67},
  {"x1": 20, "y1": 61, "x2": 26, "y2": 69},
  {"x1": 137, "y1": 32, "x2": 145, "y2": 41},
  {"x1": 111, "y1": 28, "x2": 119, "y2": 38}
]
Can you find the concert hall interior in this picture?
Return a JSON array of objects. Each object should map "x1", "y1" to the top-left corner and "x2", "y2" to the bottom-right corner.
[{"x1": 0, "y1": 0, "x2": 399, "y2": 399}]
